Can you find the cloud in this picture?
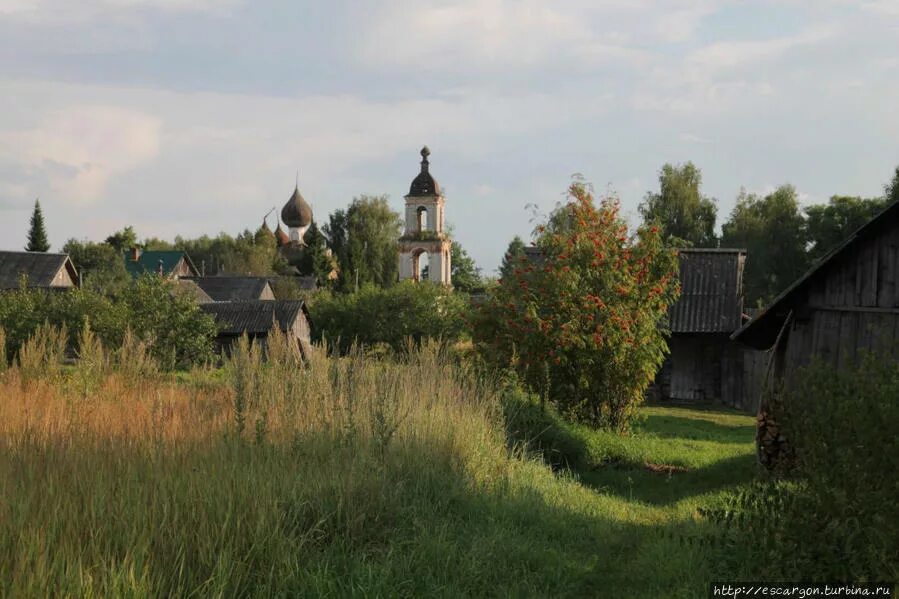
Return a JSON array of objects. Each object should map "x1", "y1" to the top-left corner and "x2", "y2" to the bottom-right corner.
[
  {"x1": 0, "y1": 105, "x2": 161, "y2": 204},
  {"x1": 0, "y1": 0, "x2": 242, "y2": 21},
  {"x1": 357, "y1": 0, "x2": 718, "y2": 73},
  {"x1": 687, "y1": 26, "x2": 835, "y2": 71}
]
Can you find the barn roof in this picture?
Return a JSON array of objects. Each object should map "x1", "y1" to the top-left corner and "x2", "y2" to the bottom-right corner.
[
  {"x1": 733, "y1": 199, "x2": 899, "y2": 350},
  {"x1": 0, "y1": 251, "x2": 78, "y2": 290},
  {"x1": 200, "y1": 300, "x2": 308, "y2": 336},
  {"x1": 183, "y1": 277, "x2": 273, "y2": 301},
  {"x1": 123, "y1": 250, "x2": 197, "y2": 278},
  {"x1": 670, "y1": 248, "x2": 746, "y2": 334}
]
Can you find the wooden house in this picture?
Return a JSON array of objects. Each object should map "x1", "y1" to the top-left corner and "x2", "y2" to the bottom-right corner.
[
  {"x1": 182, "y1": 277, "x2": 275, "y2": 302},
  {"x1": 0, "y1": 251, "x2": 79, "y2": 291},
  {"x1": 654, "y1": 249, "x2": 765, "y2": 411},
  {"x1": 200, "y1": 300, "x2": 312, "y2": 357},
  {"x1": 123, "y1": 248, "x2": 198, "y2": 279}
]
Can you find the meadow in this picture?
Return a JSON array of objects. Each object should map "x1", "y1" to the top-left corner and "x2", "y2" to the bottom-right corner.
[{"x1": 0, "y1": 327, "x2": 758, "y2": 598}]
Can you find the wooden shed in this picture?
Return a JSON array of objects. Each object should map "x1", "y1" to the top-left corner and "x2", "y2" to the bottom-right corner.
[
  {"x1": 0, "y1": 251, "x2": 80, "y2": 290},
  {"x1": 654, "y1": 249, "x2": 765, "y2": 411},
  {"x1": 733, "y1": 199, "x2": 899, "y2": 398},
  {"x1": 200, "y1": 300, "x2": 312, "y2": 358}
]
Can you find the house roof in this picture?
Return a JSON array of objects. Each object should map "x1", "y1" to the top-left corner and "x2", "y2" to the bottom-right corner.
[
  {"x1": 732, "y1": 199, "x2": 899, "y2": 350},
  {"x1": 123, "y1": 250, "x2": 197, "y2": 278},
  {"x1": 173, "y1": 279, "x2": 214, "y2": 304},
  {"x1": 670, "y1": 248, "x2": 746, "y2": 334},
  {"x1": 183, "y1": 276, "x2": 273, "y2": 301},
  {"x1": 200, "y1": 300, "x2": 308, "y2": 336},
  {"x1": 0, "y1": 251, "x2": 78, "y2": 290}
]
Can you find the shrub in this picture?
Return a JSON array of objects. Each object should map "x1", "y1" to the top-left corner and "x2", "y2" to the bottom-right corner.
[
  {"x1": 0, "y1": 275, "x2": 215, "y2": 370},
  {"x1": 308, "y1": 281, "x2": 470, "y2": 354},
  {"x1": 711, "y1": 353, "x2": 898, "y2": 581},
  {"x1": 474, "y1": 181, "x2": 679, "y2": 431}
]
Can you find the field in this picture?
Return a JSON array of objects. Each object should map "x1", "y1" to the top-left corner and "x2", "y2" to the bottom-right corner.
[{"x1": 0, "y1": 336, "x2": 757, "y2": 598}]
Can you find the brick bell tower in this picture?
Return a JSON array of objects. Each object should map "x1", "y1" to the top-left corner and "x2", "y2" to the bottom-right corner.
[{"x1": 398, "y1": 146, "x2": 452, "y2": 285}]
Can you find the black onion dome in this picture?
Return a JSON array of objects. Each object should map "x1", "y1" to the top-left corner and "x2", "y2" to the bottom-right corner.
[
  {"x1": 408, "y1": 146, "x2": 440, "y2": 196},
  {"x1": 281, "y1": 185, "x2": 313, "y2": 228}
]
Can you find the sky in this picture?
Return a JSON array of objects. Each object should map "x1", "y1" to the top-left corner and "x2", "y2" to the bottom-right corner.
[{"x1": 0, "y1": 0, "x2": 897, "y2": 274}]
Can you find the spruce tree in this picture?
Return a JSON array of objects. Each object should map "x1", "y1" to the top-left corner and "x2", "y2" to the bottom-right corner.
[
  {"x1": 499, "y1": 235, "x2": 526, "y2": 281},
  {"x1": 25, "y1": 199, "x2": 50, "y2": 252}
]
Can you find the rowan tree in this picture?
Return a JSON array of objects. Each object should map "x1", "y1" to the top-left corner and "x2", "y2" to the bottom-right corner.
[{"x1": 476, "y1": 181, "x2": 680, "y2": 431}]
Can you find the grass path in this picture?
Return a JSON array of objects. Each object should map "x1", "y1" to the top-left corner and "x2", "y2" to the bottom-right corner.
[{"x1": 526, "y1": 403, "x2": 759, "y2": 597}]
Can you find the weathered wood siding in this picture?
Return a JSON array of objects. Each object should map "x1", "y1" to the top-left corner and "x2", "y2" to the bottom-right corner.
[
  {"x1": 779, "y1": 219, "x2": 899, "y2": 380},
  {"x1": 661, "y1": 334, "x2": 764, "y2": 411}
]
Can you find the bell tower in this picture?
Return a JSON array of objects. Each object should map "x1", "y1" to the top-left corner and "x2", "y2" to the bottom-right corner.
[{"x1": 398, "y1": 146, "x2": 452, "y2": 285}]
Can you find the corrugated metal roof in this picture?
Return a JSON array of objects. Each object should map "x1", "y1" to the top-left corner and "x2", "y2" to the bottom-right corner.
[
  {"x1": 670, "y1": 249, "x2": 746, "y2": 334},
  {"x1": 183, "y1": 277, "x2": 273, "y2": 301},
  {"x1": 200, "y1": 300, "x2": 307, "y2": 336},
  {"x1": 0, "y1": 251, "x2": 77, "y2": 289}
]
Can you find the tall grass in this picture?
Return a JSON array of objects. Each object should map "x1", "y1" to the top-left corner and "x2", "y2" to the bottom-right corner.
[
  {"x1": 0, "y1": 327, "x2": 515, "y2": 597},
  {"x1": 0, "y1": 325, "x2": 749, "y2": 597}
]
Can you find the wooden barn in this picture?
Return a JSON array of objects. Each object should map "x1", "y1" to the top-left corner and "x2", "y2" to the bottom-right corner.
[
  {"x1": 200, "y1": 300, "x2": 312, "y2": 357},
  {"x1": 0, "y1": 251, "x2": 80, "y2": 291},
  {"x1": 734, "y1": 199, "x2": 899, "y2": 370},
  {"x1": 654, "y1": 248, "x2": 765, "y2": 411}
]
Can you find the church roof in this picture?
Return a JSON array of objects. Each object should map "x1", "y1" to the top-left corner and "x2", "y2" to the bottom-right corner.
[
  {"x1": 281, "y1": 184, "x2": 313, "y2": 228},
  {"x1": 408, "y1": 146, "x2": 441, "y2": 197}
]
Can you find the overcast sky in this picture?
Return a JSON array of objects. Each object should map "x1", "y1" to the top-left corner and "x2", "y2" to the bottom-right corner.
[{"x1": 1, "y1": 0, "x2": 897, "y2": 273}]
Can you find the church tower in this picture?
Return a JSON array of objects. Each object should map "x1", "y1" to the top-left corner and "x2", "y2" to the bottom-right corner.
[{"x1": 398, "y1": 146, "x2": 452, "y2": 285}]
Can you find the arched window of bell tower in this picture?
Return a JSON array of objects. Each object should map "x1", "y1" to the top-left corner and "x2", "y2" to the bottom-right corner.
[
  {"x1": 412, "y1": 248, "x2": 429, "y2": 281},
  {"x1": 417, "y1": 206, "x2": 428, "y2": 233}
]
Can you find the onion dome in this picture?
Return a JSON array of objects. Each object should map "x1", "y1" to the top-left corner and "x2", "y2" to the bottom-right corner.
[
  {"x1": 281, "y1": 184, "x2": 313, "y2": 228},
  {"x1": 274, "y1": 223, "x2": 290, "y2": 247},
  {"x1": 408, "y1": 146, "x2": 440, "y2": 196}
]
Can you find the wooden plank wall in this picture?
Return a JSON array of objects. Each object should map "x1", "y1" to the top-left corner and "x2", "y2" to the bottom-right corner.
[
  {"x1": 783, "y1": 219, "x2": 899, "y2": 377},
  {"x1": 668, "y1": 335, "x2": 763, "y2": 411}
]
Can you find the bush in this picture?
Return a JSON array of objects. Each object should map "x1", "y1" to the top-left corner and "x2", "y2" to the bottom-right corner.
[
  {"x1": 308, "y1": 281, "x2": 470, "y2": 354},
  {"x1": 712, "y1": 353, "x2": 898, "y2": 581},
  {"x1": 474, "y1": 181, "x2": 679, "y2": 431},
  {"x1": 0, "y1": 275, "x2": 216, "y2": 370}
]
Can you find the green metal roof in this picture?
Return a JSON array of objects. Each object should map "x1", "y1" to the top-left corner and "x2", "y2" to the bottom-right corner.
[{"x1": 123, "y1": 250, "x2": 194, "y2": 278}]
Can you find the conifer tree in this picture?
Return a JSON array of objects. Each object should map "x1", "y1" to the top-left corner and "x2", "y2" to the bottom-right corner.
[{"x1": 25, "y1": 199, "x2": 50, "y2": 252}]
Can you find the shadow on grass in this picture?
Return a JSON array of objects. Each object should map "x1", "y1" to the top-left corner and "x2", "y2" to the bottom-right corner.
[
  {"x1": 638, "y1": 412, "x2": 756, "y2": 444},
  {"x1": 577, "y1": 453, "x2": 757, "y2": 507}
]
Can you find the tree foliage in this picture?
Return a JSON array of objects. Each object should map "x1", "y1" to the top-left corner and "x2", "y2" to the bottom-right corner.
[
  {"x1": 450, "y1": 242, "x2": 482, "y2": 292},
  {"x1": 323, "y1": 195, "x2": 402, "y2": 291},
  {"x1": 721, "y1": 185, "x2": 809, "y2": 307},
  {"x1": 804, "y1": 195, "x2": 888, "y2": 262},
  {"x1": 475, "y1": 182, "x2": 680, "y2": 430},
  {"x1": 499, "y1": 235, "x2": 526, "y2": 281},
  {"x1": 105, "y1": 226, "x2": 138, "y2": 252},
  {"x1": 0, "y1": 276, "x2": 216, "y2": 370},
  {"x1": 309, "y1": 281, "x2": 469, "y2": 354},
  {"x1": 639, "y1": 162, "x2": 717, "y2": 248},
  {"x1": 62, "y1": 239, "x2": 130, "y2": 293},
  {"x1": 25, "y1": 199, "x2": 50, "y2": 252}
]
